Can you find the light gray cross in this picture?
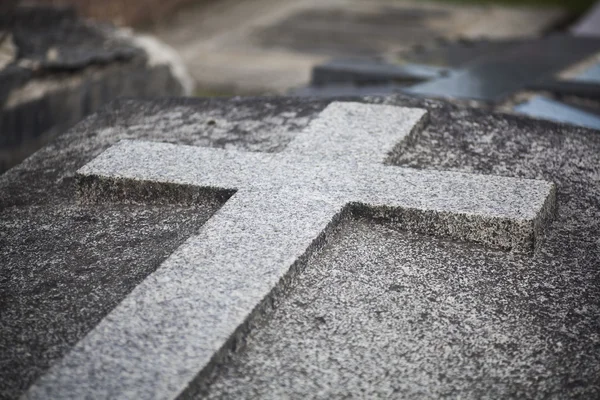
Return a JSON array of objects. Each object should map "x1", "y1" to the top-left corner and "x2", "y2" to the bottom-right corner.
[{"x1": 27, "y1": 102, "x2": 556, "y2": 399}]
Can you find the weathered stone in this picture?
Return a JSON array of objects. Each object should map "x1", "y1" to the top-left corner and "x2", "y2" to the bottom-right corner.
[
  {"x1": 1, "y1": 95, "x2": 599, "y2": 399},
  {"x1": 26, "y1": 102, "x2": 555, "y2": 398},
  {"x1": 0, "y1": 6, "x2": 139, "y2": 72},
  {"x1": 397, "y1": 38, "x2": 526, "y2": 68}
]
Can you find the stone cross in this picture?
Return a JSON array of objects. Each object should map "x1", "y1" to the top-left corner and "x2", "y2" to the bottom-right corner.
[{"x1": 26, "y1": 102, "x2": 556, "y2": 399}]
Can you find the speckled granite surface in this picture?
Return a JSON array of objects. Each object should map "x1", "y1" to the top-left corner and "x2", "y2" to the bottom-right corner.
[{"x1": 1, "y1": 95, "x2": 600, "y2": 399}]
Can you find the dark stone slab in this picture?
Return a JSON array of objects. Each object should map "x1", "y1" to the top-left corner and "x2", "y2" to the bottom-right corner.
[
  {"x1": 0, "y1": 203, "x2": 215, "y2": 399},
  {"x1": 527, "y1": 79, "x2": 600, "y2": 100},
  {"x1": 0, "y1": 96, "x2": 325, "y2": 398},
  {"x1": 2, "y1": 95, "x2": 600, "y2": 398},
  {"x1": 514, "y1": 96, "x2": 600, "y2": 131},
  {"x1": 290, "y1": 83, "x2": 406, "y2": 97},
  {"x1": 406, "y1": 35, "x2": 600, "y2": 102},
  {"x1": 306, "y1": 39, "x2": 523, "y2": 89}
]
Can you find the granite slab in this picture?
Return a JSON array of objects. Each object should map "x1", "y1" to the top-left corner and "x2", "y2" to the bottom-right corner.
[
  {"x1": 26, "y1": 102, "x2": 554, "y2": 397},
  {"x1": 1, "y1": 95, "x2": 599, "y2": 399}
]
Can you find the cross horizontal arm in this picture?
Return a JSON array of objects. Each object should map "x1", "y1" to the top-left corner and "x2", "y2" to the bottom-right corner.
[
  {"x1": 76, "y1": 140, "x2": 556, "y2": 251},
  {"x1": 77, "y1": 140, "x2": 274, "y2": 192}
]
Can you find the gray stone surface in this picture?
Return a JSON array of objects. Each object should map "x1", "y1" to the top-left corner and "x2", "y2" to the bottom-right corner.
[
  {"x1": 1, "y1": 95, "x2": 600, "y2": 399},
  {"x1": 197, "y1": 217, "x2": 600, "y2": 399},
  {"x1": 26, "y1": 103, "x2": 554, "y2": 398}
]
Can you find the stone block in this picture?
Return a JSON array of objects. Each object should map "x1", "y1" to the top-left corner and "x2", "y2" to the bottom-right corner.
[{"x1": 2, "y1": 95, "x2": 599, "y2": 399}]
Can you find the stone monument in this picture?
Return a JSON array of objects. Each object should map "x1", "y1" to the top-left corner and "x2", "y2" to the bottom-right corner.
[{"x1": 1, "y1": 95, "x2": 599, "y2": 398}]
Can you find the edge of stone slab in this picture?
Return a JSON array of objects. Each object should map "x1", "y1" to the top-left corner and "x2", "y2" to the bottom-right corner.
[{"x1": 532, "y1": 181, "x2": 558, "y2": 253}]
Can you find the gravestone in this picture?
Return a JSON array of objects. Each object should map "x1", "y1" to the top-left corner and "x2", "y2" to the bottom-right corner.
[
  {"x1": 1, "y1": 95, "x2": 600, "y2": 398},
  {"x1": 307, "y1": 39, "x2": 524, "y2": 89},
  {"x1": 0, "y1": 5, "x2": 193, "y2": 174},
  {"x1": 309, "y1": 59, "x2": 450, "y2": 87}
]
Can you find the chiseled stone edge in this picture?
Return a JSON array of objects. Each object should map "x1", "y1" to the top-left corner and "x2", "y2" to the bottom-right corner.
[{"x1": 74, "y1": 172, "x2": 556, "y2": 253}]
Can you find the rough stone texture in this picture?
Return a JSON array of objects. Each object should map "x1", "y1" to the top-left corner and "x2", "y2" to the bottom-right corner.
[
  {"x1": 73, "y1": 138, "x2": 554, "y2": 254},
  {"x1": 0, "y1": 5, "x2": 192, "y2": 174},
  {"x1": 196, "y1": 217, "x2": 600, "y2": 399},
  {"x1": 1, "y1": 95, "x2": 600, "y2": 398},
  {"x1": 24, "y1": 103, "x2": 553, "y2": 398}
]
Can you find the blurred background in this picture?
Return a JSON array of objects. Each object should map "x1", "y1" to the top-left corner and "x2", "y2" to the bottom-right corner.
[{"x1": 1, "y1": 0, "x2": 600, "y2": 172}]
